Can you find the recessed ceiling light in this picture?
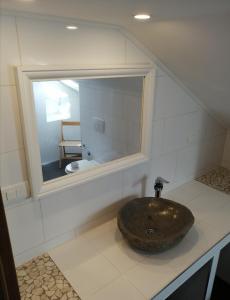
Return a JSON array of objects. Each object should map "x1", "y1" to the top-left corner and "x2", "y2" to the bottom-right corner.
[
  {"x1": 134, "y1": 14, "x2": 151, "y2": 21},
  {"x1": 66, "y1": 25, "x2": 78, "y2": 30}
]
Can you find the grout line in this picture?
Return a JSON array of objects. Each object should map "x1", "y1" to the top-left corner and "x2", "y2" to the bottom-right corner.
[
  {"x1": 0, "y1": 146, "x2": 24, "y2": 156},
  {"x1": 1, "y1": 9, "x2": 121, "y2": 30},
  {"x1": 0, "y1": 84, "x2": 16, "y2": 87},
  {"x1": 14, "y1": 15, "x2": 23, "y2": 65},
  {"x1": 38, "y1": 198, "x2": 46, "y2": 244},
  {"x1": 124, "y1": 38, "x2": 127, "y2": 64}
]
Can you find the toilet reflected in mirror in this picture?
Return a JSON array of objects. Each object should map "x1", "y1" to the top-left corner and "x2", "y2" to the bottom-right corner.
[{"x1": 32, "y1": 77, "x2": 144, "y2": 182}]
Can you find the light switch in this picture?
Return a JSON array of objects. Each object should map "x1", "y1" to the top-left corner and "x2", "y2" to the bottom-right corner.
[
  {"x1": 1, "y1": 190, "x2": 8, "y2": 203},
  {"x1": 1, "y1": 181, "x2": 30, "y2": 204},
  {"x1": 6, "y1": 189, "x2": 17, "y2": 201}
]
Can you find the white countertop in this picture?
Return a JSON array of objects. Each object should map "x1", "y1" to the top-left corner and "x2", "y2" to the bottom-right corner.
[{"x1": 49, "y1": 180, "x2": 230, "y2": 300}]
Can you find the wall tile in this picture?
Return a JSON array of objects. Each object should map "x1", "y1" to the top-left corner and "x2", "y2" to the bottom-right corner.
[
  {"x1": 41, "y1": 171, "x2": 123, "y2": 240},
  {"x1": 175, "y1": 144, "x2": 205, "y2": 182},
  {"x1": 222, "y1": 130, "x2": 230, "y2": 169},
  {"x1": 204, "y1": 114, "x2": 226, "y2": 139},
  {"x1": 156, "y1": 65, "x2": 166, "y2": 77},
  {"x1": 151, "y1": 119, "x2": 165, "y2": 158},
  {"x1": 162, "y1": 114, "x2": 190, "y2": 154},
  {"x1": 149, "y1": 152, "x2": 177, "y2": 192},
  {"x1": 122, "y1": 162, "x2": 151, "y2": 199},
  {"x1": 153, "y1": 74, "x2": 199, "y2": 120},
  {"x1": 0, "y1": 86, "x2": 23, "y2": 154},
  {"x1": 0, "y1": 148, "x2": 27, "y2": 186},
  {"x1": 16, "y1": 17, "x2": 126, "y2": 66},
  {"x1": 161, "y1": 110, "x2": 214, "y2": 155},
  {"x1": 0, "y1": 15, "x2": 21, "y2": 86},
  {"x1": 5, "y1": 200, "x2": 44, "y2": 255},
  {"x1": 126, "y1": 40, "x2": 152, "y2": 64}
]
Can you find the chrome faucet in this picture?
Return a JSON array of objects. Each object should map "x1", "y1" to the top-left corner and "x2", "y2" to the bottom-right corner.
[{"x1": 154, "y1": 177, "x2": 169, "y2": 198}]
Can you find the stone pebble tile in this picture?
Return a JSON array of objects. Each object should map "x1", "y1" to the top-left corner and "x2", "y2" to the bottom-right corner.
[
  {"x1": 16, "y1": 253, "x2": 81, "y2": 300},
  {"x1": 197, "y1": 166, "x2": 230, "y2": 195}
]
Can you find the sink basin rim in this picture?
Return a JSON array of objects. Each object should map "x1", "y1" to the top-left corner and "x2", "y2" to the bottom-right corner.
[{"x1": 117, "y1": 197, "x2": 195, "y2": 253}]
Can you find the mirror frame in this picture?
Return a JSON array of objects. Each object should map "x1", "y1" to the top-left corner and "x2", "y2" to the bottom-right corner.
[{"x1": 16, "y1": 65, "x2": 156, "y2": 199}]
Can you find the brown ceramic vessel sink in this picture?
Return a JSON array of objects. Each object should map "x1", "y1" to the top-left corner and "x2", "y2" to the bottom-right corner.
[{"x1": 117, "y1": 197, "x2": 194, "y2": 253}]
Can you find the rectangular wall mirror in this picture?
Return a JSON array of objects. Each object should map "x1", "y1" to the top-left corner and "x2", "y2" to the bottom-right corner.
[
  {"x1": 33, "y1": 77, "x2": 143, "y2": 182},
  {"x1": 17, "y1": 66, "x2": 155, "y2": 198}
]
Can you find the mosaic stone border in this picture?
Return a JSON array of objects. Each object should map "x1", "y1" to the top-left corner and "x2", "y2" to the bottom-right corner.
[
  {"x1": 197, "y1": 166, "x2": 230, "y2": 195},
  {"x1": 16, "y1": 253, "x2": 81, "y2": 300}
]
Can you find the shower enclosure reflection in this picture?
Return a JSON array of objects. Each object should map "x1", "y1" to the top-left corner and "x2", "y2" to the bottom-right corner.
[{"x1": 32, "y1": 77, "x2": 143, "y2": 181}]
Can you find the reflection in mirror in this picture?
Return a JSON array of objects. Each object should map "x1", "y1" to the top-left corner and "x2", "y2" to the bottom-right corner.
[{"x1": 32, "y1": 77, "x2": 144, "y2": 182}]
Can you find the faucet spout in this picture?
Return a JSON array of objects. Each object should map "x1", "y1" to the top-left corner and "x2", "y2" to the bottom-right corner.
[{"x1": 154, "y1": 177, "x2": 169, "y2": 198}]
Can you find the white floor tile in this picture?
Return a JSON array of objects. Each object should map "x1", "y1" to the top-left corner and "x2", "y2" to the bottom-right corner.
[
  {"x1": 86, "y1": 276, "x2": 146, "y2": 300},
  {"x1": 102, "y1": 240, "x2": 144, "y2": 273},
  {"x1": 165, "y1": 180, "x2": 212, "y2": 204},
  {"x1": 64, "y1": 254, "x2": 120, "y2": 298},
  {"x1": 49, "y1": 236, "x2": 96, "y2": 273},
  {"x1": 124, "y1": 261, "x2": 177, "y2": 299},
  {"x1": 186, "y1": 189, "x2": 230, "y2": 219},
  {"x1": 81, "y1": 218, "x2": 122, "y2": 252}
]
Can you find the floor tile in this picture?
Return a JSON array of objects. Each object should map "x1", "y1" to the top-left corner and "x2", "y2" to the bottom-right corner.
[
  {"x1": 86, "y1": 276, "x2": 146, "y2": 300},
  {"x1": 165, "y1": 180, "x2": 212, "y2": 205},
  {"x1": 124, "y1": 261, "x2": 177, "y2": 299},
  {"x1": 64, "y1": 254, "x2": 120, "y2": 298},
  {"x1": 49, "y1": 236, "x2": 96, "y2": 273},
  {"x1": 81, "y1": 218, "x2": 122, "y2": 252},
  {"x1": 102, "y1": 239, "x2": 144, "y2": 273}
]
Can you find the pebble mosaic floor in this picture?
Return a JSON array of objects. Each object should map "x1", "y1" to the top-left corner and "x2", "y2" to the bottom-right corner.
[
  {"x1": 16, "y1": 253, "x2": 81, "y2": 300},
  {"x1": 197, "y1": 166, "x2": 230, "y2": 195}
]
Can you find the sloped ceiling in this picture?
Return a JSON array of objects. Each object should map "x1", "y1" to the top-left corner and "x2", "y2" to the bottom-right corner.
[{"x1": 2, "y1": 0, "x2": 230, "y2": 127}]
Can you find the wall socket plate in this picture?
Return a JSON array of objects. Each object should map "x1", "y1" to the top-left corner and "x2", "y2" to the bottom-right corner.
[{"x1": 1, "y1": 181, "x2": 30, "y2": 205}]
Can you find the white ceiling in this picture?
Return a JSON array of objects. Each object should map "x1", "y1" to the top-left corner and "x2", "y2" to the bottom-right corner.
[{"x1": 2, "y1": 0, "x2": 230, "y2": 127}]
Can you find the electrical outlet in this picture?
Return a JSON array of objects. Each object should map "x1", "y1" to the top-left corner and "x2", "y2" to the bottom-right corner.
[{"x1": 1, "y1": 181, "x2": 30, "y2": 204}]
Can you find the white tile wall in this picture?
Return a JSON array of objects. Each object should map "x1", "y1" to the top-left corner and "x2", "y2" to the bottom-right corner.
[
  {"x1": 79, "y1": 79, "x2": 142, "y2": 162},
  {"x1": 147, "y1": 68, "x2": 227, "y2": 194},
  {"x1": 126, "y1": 40, "x2": 152, "y2": 65},
  {"x1": 41, "y1": 171, "x2": 123, "y2": 240},
  {"x1": 0, "y1": 15, "x2": 21, "y2": 85},
  {"x1": 153, "y1": 74, "x2": 199, "y2": 120},
  {"x1": 0, "y1": 13, "x2": 227, "y2": 263},
  {"x1": 0, "y1": 149, "x2": 27, "y2": 186},
  {"x1": 222, "y1": 130, "x2": 230, "y2": 169},
  {"x1": 0, "y1": 86, "x2": 23, "y2": 154},
  {"x1": 5, "y1": 200, "x2": 44, "y2": 255}
]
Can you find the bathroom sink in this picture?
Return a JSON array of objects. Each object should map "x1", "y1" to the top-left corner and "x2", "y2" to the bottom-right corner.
[{"x1": 117, "y1": 197, "x2": 194, "y2": 253}]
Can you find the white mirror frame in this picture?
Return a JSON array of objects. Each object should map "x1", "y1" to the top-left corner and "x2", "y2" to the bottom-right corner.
[{"x1": 16, "y1": 65, "x2": 156, "y2": 199}]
